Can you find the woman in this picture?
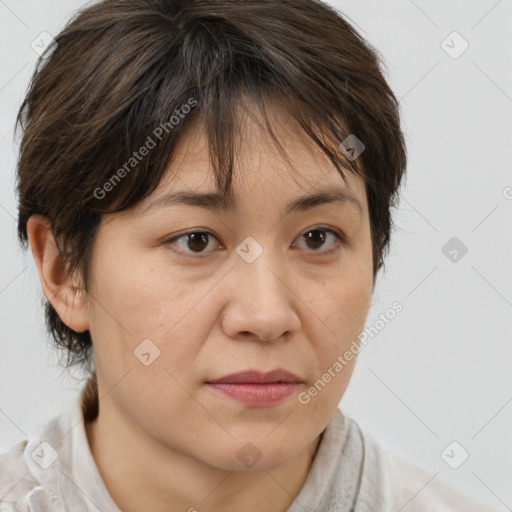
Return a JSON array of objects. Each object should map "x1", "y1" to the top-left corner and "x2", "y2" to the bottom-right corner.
[{"x1": 0, "y1": 0, "x2": 502, "y2": 510}]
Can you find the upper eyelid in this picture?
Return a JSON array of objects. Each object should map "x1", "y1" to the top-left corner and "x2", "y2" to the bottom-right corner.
[
  {"x1": 165, "y1": 226, "x2": 345, "y2": 253},
  {"x1": 167, "y1": 225, "x2": 343, "y2": 242}
]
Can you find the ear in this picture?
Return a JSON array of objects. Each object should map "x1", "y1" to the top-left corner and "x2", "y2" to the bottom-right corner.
[{"x1": 26, "y1": 214, "x2": 89, "y2": 333}]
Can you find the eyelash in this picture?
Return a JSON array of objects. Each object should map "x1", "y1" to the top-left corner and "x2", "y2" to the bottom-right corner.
[{"x1": 163, "y1": 226, "x2": 346, "y2": 259}]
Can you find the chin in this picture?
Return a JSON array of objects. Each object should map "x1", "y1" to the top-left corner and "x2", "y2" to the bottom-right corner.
[{"x1": 204, "y1": 438, "x2": 305, "y2": 472}]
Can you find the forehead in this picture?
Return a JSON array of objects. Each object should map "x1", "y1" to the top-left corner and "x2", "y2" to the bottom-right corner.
[{"x1": 138, "y1": 102, "x2": 368, "y2": 217}]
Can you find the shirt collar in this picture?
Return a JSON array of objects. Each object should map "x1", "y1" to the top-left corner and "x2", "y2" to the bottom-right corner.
[{"x1": 24, "y1": 377, "x2": 365, "y2": 512}]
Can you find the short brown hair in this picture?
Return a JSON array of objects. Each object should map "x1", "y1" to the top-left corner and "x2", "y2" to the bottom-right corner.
[{"x1": 15, "y1": 0, "x2": 407, "y2": 372}]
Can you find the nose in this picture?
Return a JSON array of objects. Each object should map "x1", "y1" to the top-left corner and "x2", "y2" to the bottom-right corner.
[{"x1": 220, "y1": 249, "x2": 301, "y2": 343}]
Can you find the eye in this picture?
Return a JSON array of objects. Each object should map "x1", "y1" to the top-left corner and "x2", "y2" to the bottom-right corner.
[
  {"x1": 164, "y1": 226, "x2": 346, "y2": 258},
  {"x1": 292, "y1": 227, "x2": 346, "y2": 255},
  {"x1": 164, "y1": 230, "x2": 221, "y2": 257}
]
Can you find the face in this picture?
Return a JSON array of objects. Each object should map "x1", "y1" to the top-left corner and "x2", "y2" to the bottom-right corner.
[{"x1": 83, "y1": 103, "x2": 374, "y2": 471}]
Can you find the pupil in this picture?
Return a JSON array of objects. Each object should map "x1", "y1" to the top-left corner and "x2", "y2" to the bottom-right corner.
[
  {"x1": 306, "y1": 230, "x2": 325, "y2": 250},
  {"x1": 188, "y1": 233, "x2": 209, "y2": 252}
]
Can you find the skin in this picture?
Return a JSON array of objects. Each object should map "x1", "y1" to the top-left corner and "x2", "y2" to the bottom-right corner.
[{"x1": 27, "y1": 100, "x2": 374, "y2": 512}]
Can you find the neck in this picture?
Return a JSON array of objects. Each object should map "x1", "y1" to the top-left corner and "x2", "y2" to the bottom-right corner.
[{"x1": 85, "y1": 400, "x2": 323, "y2": 512}]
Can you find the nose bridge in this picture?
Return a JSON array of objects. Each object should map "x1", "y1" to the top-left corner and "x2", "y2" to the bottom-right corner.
[
  {"x1": 236, "y1": 234, "x2": 288, "y2": 305},
  {"x1": 221, "y1": 234, "x2": 299, "y2": 341}
]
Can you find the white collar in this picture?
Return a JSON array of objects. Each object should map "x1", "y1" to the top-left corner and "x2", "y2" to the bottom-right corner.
[{"x1": 21, "y1": 382, "x2": 389, "y2": 512}]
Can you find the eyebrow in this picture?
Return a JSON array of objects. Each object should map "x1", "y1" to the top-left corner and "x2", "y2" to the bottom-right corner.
[{"x1": 141, "y1": 185, "x2": 363, "y2": 218}]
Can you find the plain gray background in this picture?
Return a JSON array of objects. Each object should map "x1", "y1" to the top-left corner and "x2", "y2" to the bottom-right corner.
[{"x1": 1, "y1": 0, "x2": 511, "y2": 509}]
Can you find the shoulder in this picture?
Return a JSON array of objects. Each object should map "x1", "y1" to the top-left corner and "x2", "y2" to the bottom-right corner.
[
  {"x1": 0, "y1": 408, "x2": 78, "y2": 511},
  {"x1": 386, "y1": 449, "x2": 503, "y2": 512},
  {"x1": 0, "y1": 386, "x2": 95, "y2": 512},
  {"x1": 337, "y1": 414, "x2": 503, "y2": 512},
  {"x1": 0, "y1": 439, "x2": 41, "y2": 511}
]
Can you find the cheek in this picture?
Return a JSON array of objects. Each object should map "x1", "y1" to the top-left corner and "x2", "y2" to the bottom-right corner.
[
  {"x1": 87, "y1": 247, "x2": 217, "y2": 369},
  {"x1": 90, "y1": 246, "x2": 180, "y2": 327},
  {"x1": 305, "y1": 281, "x2": 370, "y2": 408},
  {"x1": 309, "y1": 261, "x2": 372, "y2": 373},
  {"x1": 319, "y1": 262, "x2": 372, "y2": 332},
  {"x1": 337, "y1": 279, "x2": 372, "y2": 330}
]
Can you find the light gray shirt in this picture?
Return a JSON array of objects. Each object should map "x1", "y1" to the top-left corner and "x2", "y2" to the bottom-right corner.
[{"x1": 0, "y1": 383, "x2": 503, "y2": 512}]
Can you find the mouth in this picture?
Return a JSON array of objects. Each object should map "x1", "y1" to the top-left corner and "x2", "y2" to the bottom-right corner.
[
  {"x1": 206, "y1": 369, "x2": 303, "y2": 385},
  {"x1": 205, "y1": 369, "x2": 304, "y2": 407}
]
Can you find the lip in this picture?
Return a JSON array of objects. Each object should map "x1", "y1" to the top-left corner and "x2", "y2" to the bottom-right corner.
[
  {"x1": 205, "y1": 369, "x2": 304, "y2": 407},
  {"x1": 207, "y1": 369, "x2": 303, "y2": 385}
]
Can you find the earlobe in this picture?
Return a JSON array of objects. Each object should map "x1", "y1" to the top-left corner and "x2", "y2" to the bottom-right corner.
[{"x1": 26, "y1": 214, "x2": 89, "y2": 333}]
